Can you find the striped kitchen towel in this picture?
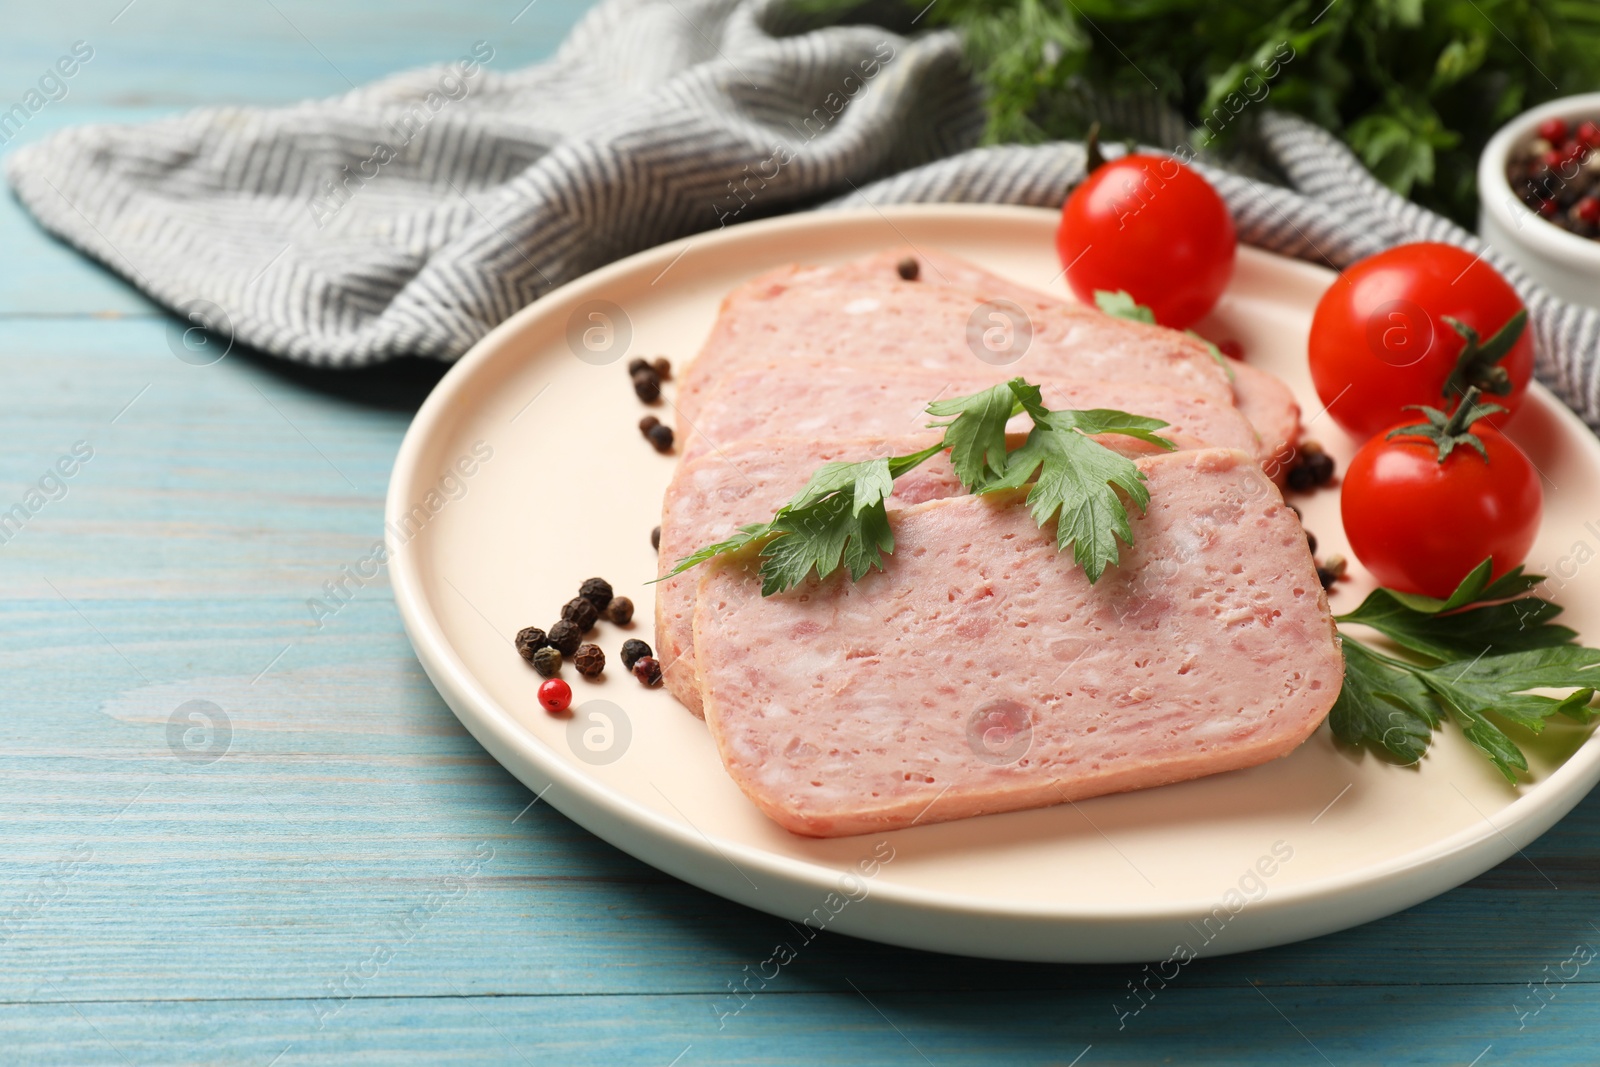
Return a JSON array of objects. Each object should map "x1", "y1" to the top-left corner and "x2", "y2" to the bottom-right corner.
[{"x1": 7, "y1": 0, "x2": 1598, "y2": 427}]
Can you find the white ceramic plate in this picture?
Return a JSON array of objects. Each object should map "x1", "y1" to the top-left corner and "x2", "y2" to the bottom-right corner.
[{"x1": 387, "y1": 205, "x2": 1600, "y2": 962}]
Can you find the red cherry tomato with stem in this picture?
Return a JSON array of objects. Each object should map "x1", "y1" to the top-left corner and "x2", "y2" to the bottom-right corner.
[
  {"x1": 1309, "y1": 242, "x2": 1533, "y2": 440},
  {"x1": 1341, "y1": 391, "x2": 1542, "y2": 598},
  {"x1": 1057, "y1": 154, "x2": 1236, "y2": 329}
]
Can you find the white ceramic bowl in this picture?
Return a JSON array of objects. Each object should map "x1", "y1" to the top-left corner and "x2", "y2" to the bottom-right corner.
[{"x1": 1479, "y1": 91, "x2": 1600, "y2": 307}]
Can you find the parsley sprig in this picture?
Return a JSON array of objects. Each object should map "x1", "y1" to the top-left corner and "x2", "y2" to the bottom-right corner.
[
  {"x1": 661, "y1": 378, "x2": 1175, "y2": 595},
  {"x1": 1331, "y1": 560, "x2": 1600, "y2": 781}
]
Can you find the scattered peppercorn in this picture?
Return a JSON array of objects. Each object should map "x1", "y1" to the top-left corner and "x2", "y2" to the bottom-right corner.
[
  {"x1": 562, "y1": 596, "x2": 599, "y2": 632},
  {"x1": 1305, "y1": 530, "x2": 1318, "y2": 555},
  {"x1": 606, "y1": 596, "x2": 634, "y2": 626},
  {"x1": 1316, "y1": 553, "x2": 1348, "y2": 591},
  {"x1": 1285, "y1": 441, "x2": 1337, "y2": 492},
  {"x1": 632, "y1": 655, "x2": 663, "y2": 687},
  {"x1": 647, "y1": 423, "x2": 674, "y2": 453},
  {"x1": 547, "y1": 618, "x2": 582, "y2": 655},
  {"x1": 514, "y1": 627, "x2": 549, "y2": 664},
  {"x1": 538, "y1": 677, "x2": 572, "y2": 714},
  {"x1": 652, "y1": 357, "x2": 672, "y2": 380},
  {"x1": 627, "y1": 357, "x2": 650, "y2": 376},
  {"x1": 578, "y1": 577, "x2": 613, "y2": 611},
  {"x1": 1316, "y1": 566, "x2": 1338, "y2": 590},
  {"x1": 896, "y1": 256, "x2": 919, "y2": 281},
  {"x1": 633, "y1": 368, "x2": 661, "y2": 403},
  {"x1": 651, "y1": 525, "x2": 661, "y2": 551},
  {"x1": 620, "y1": 638, "x2": 652, "y2": 671},
  {"x1": 532, "y1": 646, "x2": 563, "y2": 678},
  {"x1": 575, "y1": 643, "x2": 606, "y2": 677},
  {"x1": 639, "y1": 415, "x2": 660, "y2": 437}
]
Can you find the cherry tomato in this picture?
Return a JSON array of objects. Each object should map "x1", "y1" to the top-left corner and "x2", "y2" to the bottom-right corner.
[
  {"x1": 1057, "y1": 155, "x2": 1236, "y2": 329},
  {"x1": 1308, "y1": 243, "x2": 1533, "y2": 440},
  {"x1": 1342, "y1": 416, "x2": 1542, "y2": 598}
]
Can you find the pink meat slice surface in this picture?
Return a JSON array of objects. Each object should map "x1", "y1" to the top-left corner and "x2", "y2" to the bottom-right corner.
[
  {"x1": 692, "y1": 448, "x2": 1341, "y2": 838},
  {"x1": 675, "y1": 271, "x2": 1235, "y2": 424},
  {"x1": 674, "y1": 248, "x2": 1301, "y2": 472},
  {"x1": 682, "y1": 360, "x2": 1262, "y2": 464},
  {"x1": 876, "y1": 247, "x2": 1304, "y2": 472},
  {"x1": 656, "y1": 435, "x2": 970, "y2": 718}
]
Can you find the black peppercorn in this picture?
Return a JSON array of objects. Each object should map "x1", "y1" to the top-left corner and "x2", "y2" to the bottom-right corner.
[
  {"x1": 1285, "y1": 464, "x2": 1317, "y2": 493},
  {"x1": 562, "y1": 596, "x2": 599, "y2": 632},
  {"x1": 632, "y1": 656, "x2": 662, "y2": 687},
  {"x1": 574, "y1": 643, "x2": 605, "y2": 677},
  {"x1": 606, "y1": 596, "x2": 634, "y2": 626},
  {"x1": 1303, "y1": 451, "x2": 1336, "y2": 486},
  {"x1": 627, "y1": 357, "x2": 650, "y2": 376},
  {"x1": 514, "y1": 627, "x2": 548, "y2": 664},
  {"x1": 580, "y1": 577, "x2": 614, "y2": 611},
  {"x1": 620, "y1": 639, "x2": 652, "y2": 671},
  {"x1": 652, "y1": 357, "x2": 672, "y2": 380},
  {"x1": 531, "y1": 646, "x2": 562, "y2": 678},
  {"x1": 647, "y1": 423, "x2": 674, "y2": 453},
  {"x1": 633, "y1": 369, "x2": 661, "y2": 403},
  {"x1": 639, "y1": 414, "x2": 660, "y2": 436},
  {"x1": 896, "y1": 256, "x2": 919, "y2": 281},
  {"x1": 547, "y1": 618, "x2": 582, "y2": 655},
  {"x1": 651, "y1": 526, "x2": 661, "y2": 550}
]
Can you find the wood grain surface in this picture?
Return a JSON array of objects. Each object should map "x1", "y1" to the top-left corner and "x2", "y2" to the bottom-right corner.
[{"x1": 2, "y1": 2, "x2": 1597, "y2": 1063}]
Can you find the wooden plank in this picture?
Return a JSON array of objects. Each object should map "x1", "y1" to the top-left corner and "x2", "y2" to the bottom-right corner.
[{"x1": 0, "y1": 985, "x2": 1589, "y2": 1065}]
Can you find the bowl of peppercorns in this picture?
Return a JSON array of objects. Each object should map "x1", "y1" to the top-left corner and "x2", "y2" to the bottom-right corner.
[{"x1": 1479, "y1": 92, "x2": 1600, "y2": 309}]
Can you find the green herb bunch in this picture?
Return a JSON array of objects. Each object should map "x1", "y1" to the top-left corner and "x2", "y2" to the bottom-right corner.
[{"x1": 806, "y1": 0, "x2": 1600, "y2": 224}]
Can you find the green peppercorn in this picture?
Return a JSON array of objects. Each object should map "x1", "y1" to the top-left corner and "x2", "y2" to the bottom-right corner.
[
  {"x1": 547, "y1": 618, "x2": 582, "y2": 655},
  {"x1": 562, "y1": 597, "x2": 599, "y2": 632},
  {"x1": 606, "y1": 596, "x2": 634, "y2": 626},
  {"x1": 620, "y1": 639, "x2": 652, "y2": 671},
  {"x1": 514, "y1": 627, "x2": 548, "y2": 664},
  {"x1": 531, "y1": 646, "x2": 562, "y2": 678},
  {"x1": 579, "y1": 577, "x2": 614, "y2": 611},
  {"x1": 574, "y1": 643, "x2": 605, "y2": 678}
]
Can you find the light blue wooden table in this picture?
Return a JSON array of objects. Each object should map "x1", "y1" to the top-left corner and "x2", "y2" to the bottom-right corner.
[{"x1": 2, "y1": 2, "x2": 1597, "y2": 1063}]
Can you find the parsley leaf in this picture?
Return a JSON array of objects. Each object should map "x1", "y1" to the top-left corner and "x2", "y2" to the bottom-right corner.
[
  {"x1": 987, "y1": 407, "x2": 1175, "y2": 582},
  {"x1": 1093, "y1": 289, "x2": 1154, "y2": 324},
  {"x1": 1092, "y1": 289, "x2": 1234, "y2": 382},
  {"x1": 925, "y1": 381, "x2": 1019, "y2": 491},
  {"x1": 665, "y1": 378, "x2": 1175, "y2": 593},
  {"x1": 1331, "y1": 560, "x2": 1600, "y2": 781},
  {"x1": 1327, "y1": 639, "x2": 1439, "y2": 765}
]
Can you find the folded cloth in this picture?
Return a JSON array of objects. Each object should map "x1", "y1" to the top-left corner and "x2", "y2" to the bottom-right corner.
[{"x1": 7, "y1": 0, "x2": 1599, "y2": 429}]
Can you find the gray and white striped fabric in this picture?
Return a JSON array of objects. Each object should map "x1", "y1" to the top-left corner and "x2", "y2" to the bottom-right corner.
[{"x1": 8, "y1": 0, "x2": 1599, "y2": 427}]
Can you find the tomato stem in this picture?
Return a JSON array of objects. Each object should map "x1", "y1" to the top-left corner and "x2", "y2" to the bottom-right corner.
[{"x1": 1441, "y1": 309, "x2": 1526, "y2": 403}]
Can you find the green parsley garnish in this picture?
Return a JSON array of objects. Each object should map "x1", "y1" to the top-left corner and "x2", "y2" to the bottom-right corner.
[
  {"x1": 1331, "y1": 560, "x2": 1600, "y2": 781},
  {"x1": 660, "y1": 378, "x2": 1175, "y2": 594}
]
